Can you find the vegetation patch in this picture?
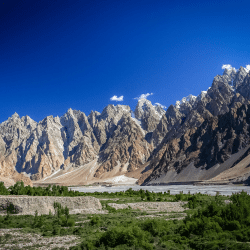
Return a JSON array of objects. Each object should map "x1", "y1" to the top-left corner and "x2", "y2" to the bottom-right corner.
[{"x1": 1, "y1": 181, "x2": 250, "y2": 249}]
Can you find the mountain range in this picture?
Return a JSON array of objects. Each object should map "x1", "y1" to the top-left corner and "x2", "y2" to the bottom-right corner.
[{"x1": 1, "y1": 66, "x2": 250, "y2": 187}]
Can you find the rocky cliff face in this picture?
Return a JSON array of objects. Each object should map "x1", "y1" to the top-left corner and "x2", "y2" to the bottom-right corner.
[
  {"x1": 95, "y1": 113, "x2": 153, "y2": 178},
  {"x1": 141, "y1": 103, "x2": 250, "y2": 185},
  {"x1": 1, "y1": 66, "x2": 250, "y2": 186},
  {"x1": 140, "y1": 67, "x2": 250, "y2": 185},
  {"x1": 134, "y1": 98, "x2": 164, "y2": 133}
]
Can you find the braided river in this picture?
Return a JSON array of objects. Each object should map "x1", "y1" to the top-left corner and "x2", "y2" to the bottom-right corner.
[{"x1": 70, "y1": 185, "x2": 250, "y2": 196}]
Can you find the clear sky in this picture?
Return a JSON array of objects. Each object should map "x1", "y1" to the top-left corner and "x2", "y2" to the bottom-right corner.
[{"x1": 1, "y1": 0, "x2": 250, "y2": 123}]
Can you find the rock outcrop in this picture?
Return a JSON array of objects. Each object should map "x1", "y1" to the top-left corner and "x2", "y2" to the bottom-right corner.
[
  {"x1": 95, "y1": 113, "x2": 153, "y2": 178},
  {"x1": 0, "y1": 195, "x2": 102, "y2": 215},
  {"x1": 141, "y1": 89, "x2": 250, "y2": 185}
]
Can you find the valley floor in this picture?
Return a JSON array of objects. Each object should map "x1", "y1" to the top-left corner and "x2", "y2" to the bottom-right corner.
[{"x1": 1, "y1": 185, "x2": 250, "y2": 249}]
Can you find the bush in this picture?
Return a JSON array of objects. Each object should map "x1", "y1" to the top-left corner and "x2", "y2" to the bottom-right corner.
[
  {"x1": 67, "y1": 218, "x2": 75, "y2": 227},
  {"x1": 98, "y1": 225, "x2": 153, "y2": 249},
  {"x1": 0, "y1": 201, "x2": 22, "y2": 214},
  {"x1": 90, "y1": 216, "x2": 102, "y2": 226},
  {"x1": 0, "y1": 182, "x2": 9, "y2": 195}
]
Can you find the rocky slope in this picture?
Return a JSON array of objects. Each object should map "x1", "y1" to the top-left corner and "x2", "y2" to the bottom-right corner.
[
  {"x1": 140, "y1": 66, "x2": 250, "y2": 185},
  {"x1": 1, "y1": 66, "x2": 250, "y2": 186}
]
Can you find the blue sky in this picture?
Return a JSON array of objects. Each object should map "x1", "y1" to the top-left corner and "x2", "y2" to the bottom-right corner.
[{"x1": 1, "y1": 0, "x2": 250, "y2": 123}]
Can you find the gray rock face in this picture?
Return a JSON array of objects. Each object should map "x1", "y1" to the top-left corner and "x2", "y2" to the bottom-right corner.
[
  {"x1": 142, "y1": 103, "x2": 250, "y2": 185},
  {"x1": 95, "y1": 113, "x2": 153, "y2": 177},
  {"x1": 0, "y1": 113, "x2": 37, "y2": 151},
  {"x1": 91, "y1": 104, "x2": 131, "y2": 146},
  {"x1": 140, "y1": 69, "x2": 250, "y2": 185},
  {"x1": 154, "y1": 105, "x2": 166, "y2": 117},
  {"x1": 233, "y1": 66, "x2": 248, "y2": 88},
  {"x1": 134, "y1": 98, "x2": 162, "y2": 133}
]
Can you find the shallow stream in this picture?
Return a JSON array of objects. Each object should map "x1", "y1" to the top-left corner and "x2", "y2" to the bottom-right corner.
[{"x1": 69, "y1": 185, "x2": 250, "y2": 196}]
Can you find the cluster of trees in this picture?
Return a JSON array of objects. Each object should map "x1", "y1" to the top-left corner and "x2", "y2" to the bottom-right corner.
[
  {"x1": 0, "y1": 181, "x2": 205, "y2": 202},
  {"x1": 70, "y1": 191, "x2": 250, "y2": 250},
  {"x1": 0, "y1": 182, "x2": 173, "y2": 199},
  {"x1": 0, "y1": 181, "x2": 80, "y2": 196}
]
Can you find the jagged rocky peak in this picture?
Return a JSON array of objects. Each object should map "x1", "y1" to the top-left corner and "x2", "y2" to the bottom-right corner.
[
  {"x1": 11, "y1": 112, "x2": 20, "y2": 119},
  {"x1": 236, "y1": 72, "x2": 250, "y2": 101},
  {"x1": 88, "y1": 110, "x2": 101, "y2": 127},
  {"x1": 211, "y1": 72, "x2": 236, "y2": 94},
  {"x1": 0, "y1": 113, "x2": 37, "y2": 145},
  {"x1": 211, "y1": 65, "x2": 249, "y2": 89},
  {"x1": 142, "y1": 103, "x2": 250, "y2": 185},
  {"x1": 233, "y1": 66, "x2": 249, "y2": 89},
  {"x1": 197, "y1": 90, "x2": 208, "y2": 101},
  {"x1": 60, "y1": 108, "x2": 78, "y2": 126},
  {"x1": 21, "y1": 115, "x2": 37, "y2": 125},
  {"x1": 1, "y1": 112, "x2": 21, "y2": 126},
  {"x1": 154, "y1": 104, "x2": 166, "y2": 117},
  {"x1": 60, "y1": 108, "x2": 89, "y2": 123},
  {"x1": 71, "y1": 109, "x2": 85, "y2": 119},
  {"x1": 166, "y1": 104, "x2": 183, "y2": 120},
  {"x1": 223, "y1": 66, "x2": 237, "y2": 75},
  {"x1": 175, "y1": 94, "x2": 197, "y2": 111},
  {"x1": 223, "y1": 67, "x2": 237, "y2": 84},
  {"x1": 99, "y1": 104, "x2": 130, "y2": 122},
  {"x1": 38, "y1": 115, "x2": 59, "y2": 131},
  {"x1": 134, "y1": 98, "x2": 162, "y2": 132},
  {"x1": 68, "y1": 109, "x2": 93, "y2": 134},
  {"x1": 135, "y1": 98, "x2": 154, "y2": 119},
  {"x1": 181, "y1": 94, "x2": 197, "y2": 105},
  {"x1": 95, "y1": 111, "x2": 153, "y2": 178}
]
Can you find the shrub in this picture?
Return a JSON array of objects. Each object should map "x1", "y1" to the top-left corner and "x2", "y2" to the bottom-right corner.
[
  {"x1": 90, "y1": 216, "x2": 102, "y2": 226},
  {"x1": 67, "y1": 218, "x2": 75, "y2": 227},
  {"x1": 0, "y1": 201, "x2": 22, "y2": 214},
  {"x1": 99, "y1": 225, "x2": 153, "y2": 249},
  {"x1": 0, "y1": 182, "x2": 9, "y2": 195}
]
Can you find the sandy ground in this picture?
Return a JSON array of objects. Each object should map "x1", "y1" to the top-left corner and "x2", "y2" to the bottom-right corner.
[
  {"x1": 33, "y1": 159, "x2": 146, "y2": 187},
  {"x1": 209, "y1": 153, "x2": 250, "y2": 182},
  {"x1": 33, "y1": 159, "x2": 100, "y2": 186}
]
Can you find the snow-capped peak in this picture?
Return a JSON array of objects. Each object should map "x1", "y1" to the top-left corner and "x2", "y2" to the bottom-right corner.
[
  {"x1": 175, "y1": 94, "x2": 197, "y2": 108},
  {"x1": 197, "y1": 90, "x2": 207, "y2": 101},
  {"x1": 154, "y1": 103, "x2": 167, "y2": 109},
  {"x1": 222, "y1": 64, "x2": 237, "y2": 72},
  {"x1": 175, "y1": 101, "x2": 181, "y2": 109},
  {"x1": 154, "y1": 103, "x2": 166, "y2": 117}
]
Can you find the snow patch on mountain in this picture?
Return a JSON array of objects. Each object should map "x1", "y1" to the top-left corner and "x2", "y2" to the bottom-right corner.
[
  {"x1": 175, "y1": 94, "x2": 196, "y2": 109},
  {"x1": 154, "y1": 103, "x2": 166, "y2": 109},
  {"x1": 104, "y1": 175, "x2": 137, "y2": 184}
]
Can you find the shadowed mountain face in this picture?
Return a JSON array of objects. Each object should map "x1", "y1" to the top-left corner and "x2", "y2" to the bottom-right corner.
[
  {"x1": 1, "y1": 66, "x2": 250, "y2": 186},
  {"x1": 141, "y1": 103, "x2": 250, "y2": 185}
]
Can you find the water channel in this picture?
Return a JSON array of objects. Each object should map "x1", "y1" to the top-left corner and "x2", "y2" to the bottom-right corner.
[{"x1": 69, "y1": 184, "x2": 250, "y2": 196}]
